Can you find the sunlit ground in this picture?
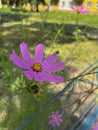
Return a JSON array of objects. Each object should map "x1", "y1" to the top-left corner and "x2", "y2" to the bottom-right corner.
[{"x1": 0, "y1": 8, "x2": 98, "y2": 130}]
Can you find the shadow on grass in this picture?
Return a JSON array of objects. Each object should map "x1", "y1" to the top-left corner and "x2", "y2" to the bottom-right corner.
[
  {"x1": 0, "y1": 55, "x2": 70, "y2": 130},
  {"x1": 0, "y1": 83, "x2": 64, "y2": 130},
  {"x1": 0, "y1": 12, "x2": 29, "y2": 24},
  {"x1": 0, "y1": 20, "x2": 98, "y2": 53},
  {"x1": 0, "y1": 11, "x2": 98, "y2": 130}
]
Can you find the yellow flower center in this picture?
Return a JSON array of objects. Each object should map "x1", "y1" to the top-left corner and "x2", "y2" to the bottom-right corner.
[
  {"x1": 53, "y1": 116, "x2": 58, "y2": 120},
  {"x1": 31, "y1": 63, "x2": 42, "y2": 72}
]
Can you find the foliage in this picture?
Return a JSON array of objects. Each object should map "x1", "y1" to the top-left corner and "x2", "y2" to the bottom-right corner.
[
  {"x1": 7, "y1": 0, "x2": 46, "y2": 10},
  {"x1": 0, "y1": 8, "x2": 98, "y2": 130}
]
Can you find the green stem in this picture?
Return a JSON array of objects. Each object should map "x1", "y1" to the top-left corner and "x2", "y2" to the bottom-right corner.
[
  {"x1": 64, "y1": 67, "x2": 98, "y2": 83},
  {"x1": 76, "y1": 12, "x2": 80, "y2": 29}
]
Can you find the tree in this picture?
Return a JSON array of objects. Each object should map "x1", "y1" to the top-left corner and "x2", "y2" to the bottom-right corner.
[
  {"x1": 30, "y1": 0, "x2": 46, "y2": 12},
  {"x1": 8, "y1": 0, "x2": 46, "y2": 12}
]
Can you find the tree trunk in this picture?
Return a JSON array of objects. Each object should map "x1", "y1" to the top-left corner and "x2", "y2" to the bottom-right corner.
[
  {"x1": 36, "y1": 4, "x2": 39, "y2": 12},
  {"x1": 35, "y1": 1, "x2": 39, "y2": 12}
]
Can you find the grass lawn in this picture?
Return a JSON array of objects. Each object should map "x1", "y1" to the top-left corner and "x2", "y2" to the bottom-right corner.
[{"x1": 0, "y1": 8, "x2": 98, "y2": 130}]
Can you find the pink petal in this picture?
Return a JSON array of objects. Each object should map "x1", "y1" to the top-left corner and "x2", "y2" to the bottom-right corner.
[
  {"x1": 34, "y1": 44, "x2": 44, "y2": 63},
  {"x1": 80, "y1": 6, "x2": 88, "y2": 13},
  {"x1": 24, "y1": 70, "x2": 44, "y2": 82},
  {"x1": 49, "y1": 120, "x2": 56, "y2": 127},
  {"x1": 10, "y1": 50, "x2": 30, "y2": 69},
  {"x1": 81, "y1": 10, "x2": 88, "y2": 13},
  {"x1": 42, "y1": 72, "x2": 64, "y2": 83},
  {"x1": 42, "y1": 54, "x2": 58, "y2": 68},
  {"x1": 92, "y1": 126, "x2": 98, "y2": 130},
  {"x1": 76, "y1": 6, "x2": 79, "y2": 12},
  {"x1": 80, "y1": 6, "x2": 84, "y2": 10},
  {"x1": 20, "y1": 43, "x2": 34, "y2": 64},
  {"x1": 45, "y1": 62, "x2": 65, "y2": 72},
  {"x1": 49, "y1": 120, "x2": 53, "y2": 125},
  {"x1": 23, "y1": 70, "x2": 34, "y2": 80},
  {"x1": 71, "y1": 6, "x2": 75, "y2": 10},
  {"x1": 58, "y1": 118, "x2": 63, "y2": 122},
  {"x1": 55, "y1": 121, "x2": 60, "y2": 126},
  {"x1": 34, "y1": 72, "x2": 44, "y2": 82}
]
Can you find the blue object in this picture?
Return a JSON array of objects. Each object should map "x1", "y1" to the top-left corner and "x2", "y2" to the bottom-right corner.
[
  {"x1": 15, "y1": 60, "x2": 98, "y2": 130},
  {"x1": 77, "y1": 103, "x2": 98, "y2": 130}
]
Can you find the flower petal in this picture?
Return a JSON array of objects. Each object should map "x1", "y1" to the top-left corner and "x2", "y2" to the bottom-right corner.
[
  {"x1": 34, "y1": 72, "x2": 44, "y2": 82},
  {"x1": 49, "y1": 120, "x2": 57, "y2": 127},
  {"x1": 80, "y1": 6, "x2": 84, "y2": 10},
  {"x1": 49, "y1": 120, "x2": 55, "y2": 126},
  {"x1": 10, "y1": 50, "x2": 30, "y2": 69},
  {"x1": 42, "y1": 72, "x2": 64, "y2": 83},
  {"x1": 45, "y1": 62, "x2": 65, "y2": 72},
  {"x1": 24, "y1": 70, "x2": 34, "y2": 80},
  {"x1": 34, "y1": 44, "x2": 44, "y2": 63},
  {"x1": 55, "y1": 121, "x2": 60, "y2": 126},
  {"x1": 79, "y1": 6, "x2": 88, "y2": 13},
  {"x1": 42, "y1": 54, "x2": 58, "y2": 68},
  {"x1": 24, "y1": 70, "x2": 44, "y2": 82},
  {"x1": 71, "y1": 6, "x2": 75, "y2": 10},
  {"x1": 76, "y1": 6, "x2": 79, "y2": 12},
  {"x1": 81, "y1": 10, "x2": 88, "y2": 13},
  {"x1": 92, "y1": 126, "x2": 98, "y2": 130},
  {"x1": 20, "y1": 43, "x2": 34, "y2": 64}
]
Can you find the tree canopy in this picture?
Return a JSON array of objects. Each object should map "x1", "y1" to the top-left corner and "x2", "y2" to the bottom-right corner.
[
  {"x1": 7, "y1": 0, "x2": 46, "y2": 6},
  {"x1": 1, "y1": 0, "x2": 46, "y2": 12}
]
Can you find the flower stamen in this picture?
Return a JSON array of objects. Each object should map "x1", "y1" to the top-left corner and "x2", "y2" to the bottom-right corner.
[
  {"x1": 31, "y1": 63, "x2": 42, "y2": 72},
  {"x1": 53, "y1": 116, "x2": 58, "y2": 120}
]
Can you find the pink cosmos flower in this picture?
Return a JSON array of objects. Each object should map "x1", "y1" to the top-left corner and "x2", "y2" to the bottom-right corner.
[
  {"x1": 69, "y1": 67, "x2": 79, "y2": 74},
  {"x1": 10, "y1": 43, "x2": 65, "y2": 83},
  {"x1": 71, "y1": 6, "x2": 88, "y2": 14},
  {"x1": 49, "y1": 111, "x2": 63, "y2": 127},
  {"x1": 92, "y1": 122, "x2": 98, "y2": 130},
  {"x1": 92, "y1": 126, "x2": 98, "y2": 130}
]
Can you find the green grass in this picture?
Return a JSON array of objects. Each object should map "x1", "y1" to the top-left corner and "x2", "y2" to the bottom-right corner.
[
  {"x1": 0, "y1": 7, "x2": 12, "y2": 13},
  {"x1": 0, "y1": 9, "x2": 98, "y2": 130}
]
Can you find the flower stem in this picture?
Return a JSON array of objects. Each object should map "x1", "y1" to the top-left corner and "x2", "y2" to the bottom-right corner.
[
  {"x1": 76, "y1": 12, "x2": 80, "y2": 29},
  {"x1": 65, "y1": 68, "x2": 98, "y2": 83}
]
